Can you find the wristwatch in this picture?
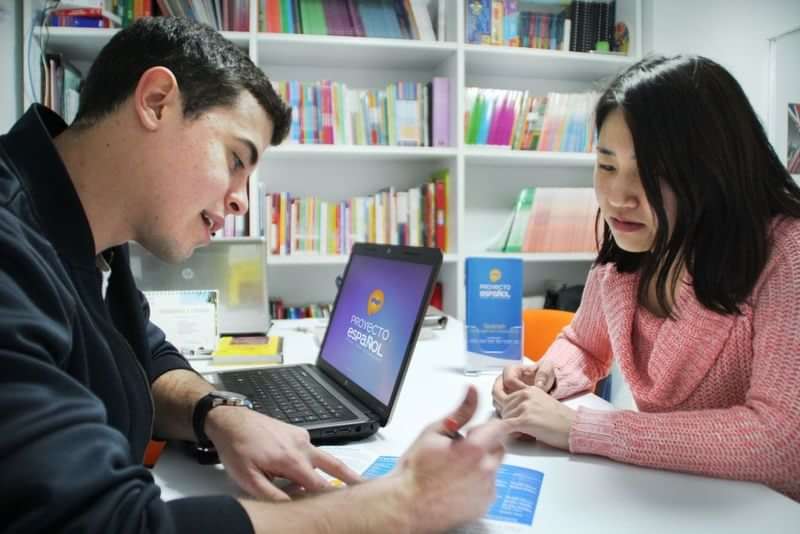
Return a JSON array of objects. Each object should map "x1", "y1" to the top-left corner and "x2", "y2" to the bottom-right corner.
[{"x1": 192, "y1": 391, "x2": 253, "y2": 447}]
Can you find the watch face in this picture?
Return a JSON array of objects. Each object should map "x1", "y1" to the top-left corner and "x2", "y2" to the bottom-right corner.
[
  {"x1": 213, "y1": 391, "x2": 248, "y2": 402},
  {"x1": 211, "y1": 391, "x2": 252, "y2": 408}
]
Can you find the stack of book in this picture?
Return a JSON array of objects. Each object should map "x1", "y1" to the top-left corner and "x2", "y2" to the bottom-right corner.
[
  {"x1": 465, "y1": 0, "x2": 620, "y2": 54},
  {"x1": 265, "y1": 169, "x2": 449, "y2": 255},
  {"x1": 48, "y1": 6, "x2": 122, "y2": 28},
  {"x1": 270, "y1": 299, "x2": 332, "y2": 319},
  {"x1": 273, "y1": 78, "x2": 450, "y2": 147},
  {"x1": 567, "y1": 0, "x2": 617, "y2": 53},
  {"x1": 465, "y1": 88, "x2": 597, "y2": 152},
  {"x1": 154, "y1": 0, "x2": 251, "y2": 31},
  {"x1": 46, "y1": 0, "x2": 251, "y2": 31},
  {"x1": 212, "y1": 180, "x2": 265, "y2": 239},
  {"x1": 262, "y1": 0, "x2": 441, "y2": 41},
  {"x1": 466, "y1": 0, "x2": 569, "y2": 50},
  {"x1": 491, "y1": 187, "x2": 599, "y2": 253},
  {"x1": 270, "y1": 281, "x2": 444, "y2": 319}
]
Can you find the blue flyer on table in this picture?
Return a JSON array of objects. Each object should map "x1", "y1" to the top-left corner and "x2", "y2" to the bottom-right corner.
[
  {"x1": 465, "y1": 257, "x2": 523, "y2": 360},
  {"x1": 362, "y1": 456, "x2": 543, "y2": 526}
]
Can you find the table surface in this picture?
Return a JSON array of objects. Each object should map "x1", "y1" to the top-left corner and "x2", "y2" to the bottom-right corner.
[{"x1": 154, "y1": 318, "x2": 800, "y2": 533}]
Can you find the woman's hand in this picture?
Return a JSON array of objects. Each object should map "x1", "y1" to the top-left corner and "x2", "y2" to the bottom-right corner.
[
  {"x1": 492, "y1": 360, "x2": 556, "y2": 414},
  {"x1": 499, "y1": 386, "x2": 577, "y2": 451}
]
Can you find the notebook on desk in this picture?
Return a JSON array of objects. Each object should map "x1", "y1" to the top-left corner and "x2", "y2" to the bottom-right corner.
[{"x1": 205, "y1": 243, "x2": 442, "y2": 443}]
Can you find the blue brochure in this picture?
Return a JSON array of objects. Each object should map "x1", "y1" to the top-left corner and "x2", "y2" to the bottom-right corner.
[
  {"x1": 363, "y1": 456, "x2": 543, "y2": 526},
  {"x1": 465, "y1": 257, "x2": 523, "y2": 366}
]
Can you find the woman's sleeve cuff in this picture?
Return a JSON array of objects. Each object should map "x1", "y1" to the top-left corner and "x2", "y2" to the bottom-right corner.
[{"x1": 568, "y1": 406, "x2": 618, "y2": 457}]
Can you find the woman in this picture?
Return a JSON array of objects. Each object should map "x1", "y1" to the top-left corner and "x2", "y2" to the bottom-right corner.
[{"x1": 492, "y1": 55, "x2": 800, "y2": 501}]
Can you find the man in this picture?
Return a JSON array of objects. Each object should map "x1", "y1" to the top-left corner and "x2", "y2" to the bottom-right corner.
[{"x1": 0, "y1": 16, "x2": 511, "y2": 534}]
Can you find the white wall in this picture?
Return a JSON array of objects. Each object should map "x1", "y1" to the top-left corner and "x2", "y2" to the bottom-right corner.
[
  {"x1": 0, "y1": 1, "x2": 22, "y2": 132},
  {"x1": 643, "y1": 0, "x2": 800, "y2": 123}
]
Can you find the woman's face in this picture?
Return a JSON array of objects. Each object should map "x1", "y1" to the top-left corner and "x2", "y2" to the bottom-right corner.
[{"x1": 594, "y1": 108, "x2": 677, "y2": 253}]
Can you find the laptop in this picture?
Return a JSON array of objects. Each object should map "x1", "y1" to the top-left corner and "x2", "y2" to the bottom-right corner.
[
  {"x1": 129, "y1": 240, "x2": 270, "y2": 337},
  {"x1": 205, "y1": 243, "x2": 442, "y2": 443}
]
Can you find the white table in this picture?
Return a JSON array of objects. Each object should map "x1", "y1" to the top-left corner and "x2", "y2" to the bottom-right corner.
[{"x1": 154, "y1": 318, "x2": 800, "y2": 533}]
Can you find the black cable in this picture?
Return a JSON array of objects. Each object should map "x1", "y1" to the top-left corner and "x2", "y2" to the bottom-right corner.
[{"x1": 27, "y1": 0, "x2": 61, "y2": 106}]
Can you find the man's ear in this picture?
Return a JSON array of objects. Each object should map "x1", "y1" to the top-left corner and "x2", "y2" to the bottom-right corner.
[{"x1": 133, "y1": 66, "x2": 180, "y2": 131}]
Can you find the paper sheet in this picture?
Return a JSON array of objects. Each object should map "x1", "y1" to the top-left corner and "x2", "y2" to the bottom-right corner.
[{"x1": 320, "y1": 447, "x2": 542, "y2": 532}]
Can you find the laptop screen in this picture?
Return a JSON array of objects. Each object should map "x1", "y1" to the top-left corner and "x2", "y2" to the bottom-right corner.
[
  {"x1": 129, "y1": 241, "x2": 269, "y2": 335},
  {"x1": 319, "y1": 253, "x2": 434, "y2": 406}
]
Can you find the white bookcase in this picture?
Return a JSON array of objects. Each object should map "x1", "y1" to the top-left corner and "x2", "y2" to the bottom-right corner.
[{"x1": 23, "y1": 0, "x2": 643, "y2": 320}]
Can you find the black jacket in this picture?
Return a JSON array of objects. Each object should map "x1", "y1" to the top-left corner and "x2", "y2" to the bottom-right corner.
[{"x1": 0, "y1": 105, "x2": 252, "y2": 533}]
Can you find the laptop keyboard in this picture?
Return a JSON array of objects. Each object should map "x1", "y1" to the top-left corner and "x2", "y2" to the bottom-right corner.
[{"x1": 224, "y1": 367, "x2": 358, "y2": 425}]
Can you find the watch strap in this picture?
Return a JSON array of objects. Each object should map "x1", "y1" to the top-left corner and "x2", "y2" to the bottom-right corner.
[{"x1": 192, "y1": 393, "x2": 217, "y2": 446}]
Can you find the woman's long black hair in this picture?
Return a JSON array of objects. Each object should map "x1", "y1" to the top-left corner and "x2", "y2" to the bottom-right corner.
[{"x1": 594, "y1": 55, "x2": 800, "y2": 316}]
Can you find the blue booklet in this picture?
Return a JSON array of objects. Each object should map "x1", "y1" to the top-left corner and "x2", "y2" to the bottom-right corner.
[
  {"x1": 363, "y1": 456, "x2": 543, "y2": 527},
  {"x1": 465, "y1": 257, "x2": 523, "y2": 369}
]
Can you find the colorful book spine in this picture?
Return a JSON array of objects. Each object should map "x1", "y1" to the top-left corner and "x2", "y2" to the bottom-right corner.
[
  {"x1": 265, "y1": 169, "x2": 448, "y2": 255},
  {"x1": 49, "y1": 14, "x2": 113, "y2": 27}
]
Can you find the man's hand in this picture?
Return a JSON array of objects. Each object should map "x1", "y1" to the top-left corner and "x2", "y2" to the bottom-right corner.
[
  {"x1": 393, "y1": 385, "x2": 511, "y2": 533},
  {"x1": 498, "y1": 385, "x2": 576, "y2": 451},
  {"x1": 492, "y1": 360, "x2": 556, "y2": 413},
  {"x1": 205, "y1": 407, "x2": 361, "y2": 501}
]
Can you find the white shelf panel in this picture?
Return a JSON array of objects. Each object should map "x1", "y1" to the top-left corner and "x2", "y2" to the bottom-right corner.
[
  {"x1": 257, "y1": 33, "x2": 457, "y2": 70},
  {"x1": 464, "y1": 148, "x2": 596, "y2": 168},
  {"x1": 34, "y1": 27, "x2": 249, "y2": 62},
  {"x1": 464, "y1": 44, "x2": 636, "y2": 82},
  {"x1": 264, "y1": 144, "x2": 457, "y2": 162},
  {"x1": 465, "y1": 252, "x2": 597, "y2": 263},
  {"x1": 268, "y1": 253, "x2": 458, "y2": 266}
]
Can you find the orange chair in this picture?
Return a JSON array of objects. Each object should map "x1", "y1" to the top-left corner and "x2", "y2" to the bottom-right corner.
[
  {"x1": 522, "y1": 309, "x2": 575, "y2": 362},
  {"x1": 523, "y1": 308, "x2": 613, "y2": 401}
]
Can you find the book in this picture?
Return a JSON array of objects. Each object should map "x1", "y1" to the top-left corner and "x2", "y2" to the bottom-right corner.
[
  {"x1": 430, "y1": 168, "x2": 448, "y2": 251},
  {"x1": 409, "y1": 0, "x2": 435, "y2": 41},
  {"x1": 504, "y1": 187, "x2": 535, "y2": 252},
  {"x1": 431, "y1": 77, "x2": 449, "y2": 146},
  {"x1": 521, "y1": 187, "x2": 598, "y2": 253},
  {"x1": 212, "y1": 335, "x2": 284, "y2": 365}
]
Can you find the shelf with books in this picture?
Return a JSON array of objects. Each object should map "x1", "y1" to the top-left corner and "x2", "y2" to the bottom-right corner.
[
  {"x1": 262, "y1": 165, "x2": 454, "y2": 256},
  {"x1": 267, "y1": 260, "x2": 454, "y2": 319},
  {"x1": 22, "y1": 0, "x2": 644, "y2": 320},
  {"x1": 256, "y1": 33, "x2": 457, "y2": 70},
  {"x1": 258, "y1": 0, "x2": 448, "y2": 42},
  {"x1": 464, "y1": 148, "x2": 596, "y2": 168}
]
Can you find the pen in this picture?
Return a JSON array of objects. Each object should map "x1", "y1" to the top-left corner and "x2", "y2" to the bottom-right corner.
[{"x1": 442, "y1": 416, "x2": 465, "y2": 440}]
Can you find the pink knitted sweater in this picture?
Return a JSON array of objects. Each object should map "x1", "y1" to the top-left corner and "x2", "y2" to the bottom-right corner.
[{"x1": 542, "y1": 217, "x2": 800, "y2": 501}]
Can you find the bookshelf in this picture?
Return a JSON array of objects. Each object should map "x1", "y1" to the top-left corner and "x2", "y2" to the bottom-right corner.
[{"x1": 23, "y1": 0, "x2": 643, "y2": 320}]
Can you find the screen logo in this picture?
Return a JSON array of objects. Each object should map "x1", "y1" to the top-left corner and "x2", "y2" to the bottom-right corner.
[{"x1": 367, "y1": 289, "x2": 385, "y2": 315}]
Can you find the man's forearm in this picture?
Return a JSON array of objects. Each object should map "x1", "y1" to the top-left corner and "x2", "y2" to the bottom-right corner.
[
  {"x1": 151, "y1": 369, "x2": 215, "y2": 440},
  {"x1": 240, "y1": 473, "x2": 414, "y2": 534}
]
